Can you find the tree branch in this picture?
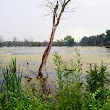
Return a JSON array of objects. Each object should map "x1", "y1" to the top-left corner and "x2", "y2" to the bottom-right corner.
[
  {"x1": 53, "y1": 1, "x2": 59, "y2": 26},
  {"x1": 65, "y1": 0, "x2": 71, "y2": 6}
]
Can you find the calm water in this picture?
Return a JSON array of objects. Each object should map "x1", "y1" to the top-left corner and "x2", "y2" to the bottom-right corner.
[
  {"x1": 0, "y1": 46, "x2": 110, "y2": 79},
  {"x1": 0, "y1": 46, "x2": 110, "y2": 55}
]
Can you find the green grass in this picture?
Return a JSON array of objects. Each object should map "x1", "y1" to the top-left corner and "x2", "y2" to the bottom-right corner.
[{"x1": 0, "y1": 59, "x2": 22, "y2": 109}]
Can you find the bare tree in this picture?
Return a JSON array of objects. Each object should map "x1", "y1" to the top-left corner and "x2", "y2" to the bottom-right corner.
[{"x1": 38, "y1": 0, "x2": 72, "y2": 78}]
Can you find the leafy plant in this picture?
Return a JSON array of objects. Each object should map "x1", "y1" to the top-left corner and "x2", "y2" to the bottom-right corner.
[
  {"x1": 53, "y1": 48, "x2": 85, "y2": 110},
  {"x1": 86, "y1": 63, "x2": 109, "y2": 101},
  {"x1": 0, "y1": 59, "x2": 54, "y2": 110},
  {"x1": 85, "y1": 62, "x2": 110, "y2": 110}
]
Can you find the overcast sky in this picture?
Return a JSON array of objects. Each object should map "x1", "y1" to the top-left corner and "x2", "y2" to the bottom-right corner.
[{"x1": 0, "y1": 0, "x2": 110, "y2": 42}]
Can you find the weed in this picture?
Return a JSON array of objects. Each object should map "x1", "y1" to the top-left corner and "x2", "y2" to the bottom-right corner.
[
  {"x1": 86, "y1": 63, "x2": 109, "y2": 101},
  {"x1": 1, "y1": 58, "x2": 22, "y2": 109},
  {"x1": 53, "y1": 49, "x2": 85, "y2": 110}
]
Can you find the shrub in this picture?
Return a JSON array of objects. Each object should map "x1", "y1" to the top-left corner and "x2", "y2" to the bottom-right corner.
[
  {"x1": 86, "y1": 63, "x2": 109, "y2": 101},
  {"x1": 86, "y1": 63, "x2": 110, "y2": 110},
  {"x1": 53, "y1": 49, "x2": 86, "y2": 110}
]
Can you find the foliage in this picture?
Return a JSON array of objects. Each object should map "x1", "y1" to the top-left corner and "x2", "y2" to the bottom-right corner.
[
  {"x1": 53, "y1": 49, "x2": 110, "y2": 110},
  {"x1": 53, "y1": 49, "x2": 85, "y2": 110},
  {"x1": 1, "y1": 29, "x2": 110, "y2": 47},
  {"x1": 0, "y1": 59, "x2": 54, "y2": 110},
  {"x1": 1, "y1": 59, "x2": 22, "y2": 108},
  {"x1": 3, "y1": 85, "x2": 55, "y2": 110},
  {"x1": 106, "y1": 30, "x2": 110, "y2": 46},
  {"x1": 80, "y1": 34, "x2": 105, "y2": 46},
  {"x1": 85, "y1": 63, "x2": 110, "y2": 110},
  {"x1": 35, "y1": 42, "x2": 41, "y2": 47},
  {"x1": 79, "y1": 29, "x2": 110, "y2": 47},
  {"x1": 85, "y1": 88, "x2": 110, "y2": 110},
  {"x1": 56, "y1": 39, "x2": 65, "y2": 46},
  {"x1": 0, "y1": 50, "x2": 110, "y2": 109},
  {"x1": 86, "y1": 63, "x2": 109, "y2": 101},
  {"x1": 0, "y1": 36, "x2": 76, "y2": 47},
  {"x1": 64, "y1": 35, "x2": 74, "y2": 46}
]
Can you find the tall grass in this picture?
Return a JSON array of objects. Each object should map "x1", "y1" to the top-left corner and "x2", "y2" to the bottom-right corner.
[{"x1": 1, "y1": 59, "x2": 22, "y2": 109}]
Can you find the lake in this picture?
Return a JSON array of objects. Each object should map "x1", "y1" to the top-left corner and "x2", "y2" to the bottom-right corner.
[{"x1": 0, "y1": 46, "x2": 110, "y2": 80}]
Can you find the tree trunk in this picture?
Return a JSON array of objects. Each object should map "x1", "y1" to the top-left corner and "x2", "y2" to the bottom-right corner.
[
  {"x1": 38, "y1": 26, "x2": 56, "y2": 78},
  {"x1": 38, "y1": 0, "x2": 71, "y2": 78}
]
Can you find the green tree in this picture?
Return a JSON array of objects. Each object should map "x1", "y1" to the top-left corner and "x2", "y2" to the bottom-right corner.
[
  {"x1": 57, "y1": 39, "x2": 65, "y2": 46},
  {"x1": 36, "y1": 42, "x2": 41, "y2": 47},
  {"x1": 106, "y1": 30, "x2": 110, "y2": 46},
  {"x1": 64, "y1": 35, "x2": 74, "y2": 46}
]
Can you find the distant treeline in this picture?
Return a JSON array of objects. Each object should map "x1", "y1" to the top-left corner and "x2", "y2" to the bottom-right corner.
[
  {"x1": 79, "y1": 30, "x2": 110, "y2": 47},
  {"x1": 0, "y1": 29, "x2": 110, "y2": 47},
  {"x1": 0, "y1": 36, "x2": 77, "y2": 47}
]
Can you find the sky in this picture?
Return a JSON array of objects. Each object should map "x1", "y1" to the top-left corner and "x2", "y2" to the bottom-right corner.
[{"x1": 0, "y1": 0, "x2": 110, "y2": 42}]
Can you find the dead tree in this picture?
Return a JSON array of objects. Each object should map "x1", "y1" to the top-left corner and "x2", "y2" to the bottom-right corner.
[{"x1": 38, "y1": 0, "x2": 72, "y2": 78}]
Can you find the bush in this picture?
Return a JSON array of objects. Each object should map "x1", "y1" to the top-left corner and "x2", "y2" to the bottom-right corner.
[
  {"x1": 86, "y1": 63, "x2": 109, "y2": 101},
  {"x1": 53, "y1": 49, "x2": 86, "y2": 110},
  {"x1": 86, "y1": 63, "x2": 110, "y2": 110}
]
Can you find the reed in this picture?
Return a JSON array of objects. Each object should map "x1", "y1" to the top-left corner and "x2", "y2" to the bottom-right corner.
[{"x1": 1, "y1": 58, "x2": 22, "y2": 108}]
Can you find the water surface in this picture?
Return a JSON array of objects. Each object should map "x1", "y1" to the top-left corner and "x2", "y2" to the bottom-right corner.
[{"x1": 0, "y1": 46, "x2": 110, "y2": 79}]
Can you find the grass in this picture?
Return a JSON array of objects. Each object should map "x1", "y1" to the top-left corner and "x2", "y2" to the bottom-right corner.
[
  {"x1": 0, "y1": 49, "x2": 110, "y2": 110},
  {"x1": 0, "y1": 59, "x2": 22, "y2": 109}
]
